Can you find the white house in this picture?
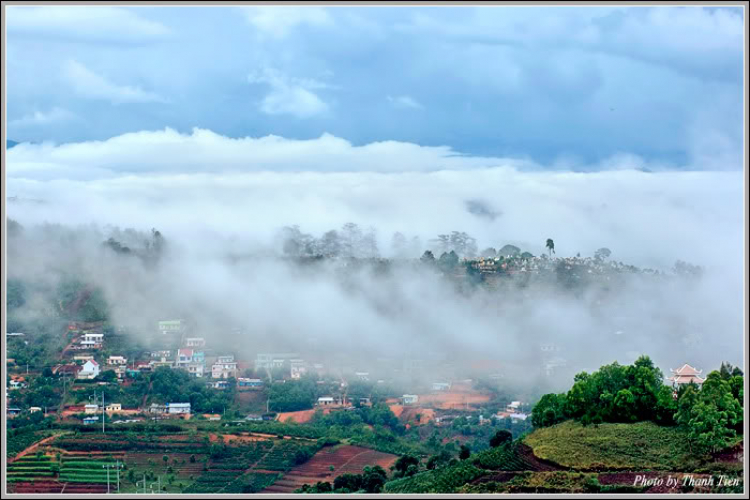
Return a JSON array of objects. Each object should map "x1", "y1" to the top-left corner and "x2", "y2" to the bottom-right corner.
[
  {"x1": 187, "y1": 363, "x2": 205, "y2": 378},
  {"x1": 402, "y1": 394, "x2": 419, "y2": 405},
  {"x1": 84, "y1": 404, "x2": 99, "y2": 414},
  {"x1": 507, "y1": 401, "x2": 522, "y2": 413},
  {"x1": 82, "y1": 333, "x2": 104, "y2": 345},
  {"x1": 158, "y1": 320, "x2": 184, "y2": 335},
  {"x1": 107, "y1": 356, "x2": 128, "y2": 366},
  {"x1": 167, "y1": 402, "x2": 191, "y2": 414},
  {"x1": 212, "y1": 356, "x2": 238, "y2": 379},
  {"x1": 74, "y1": 354, "x2": 95, "y2": 362},
  {"x1": 291, "y1": 360, "x2": 307, "y2": 380},
  {"x1": 29, "y1": 407, "x2": 43, "y2": 414},
  {"x1": 185, "y1": 337, "x2": 205, "y2": 348},
  {"x1": 509, "y1": 413, "x2": 529, "y2": 421},
  {"x1": 355, "y1": 372, "x2": 370, "y2": 382},
  {"x1": 317, "y1": 397, "x2": 335, "y2": 406},
  {"x1": 432, "y1": 382, "x2": 451, "y2": 391},
  {"x1": 78, "y1": 360, "x2": 101, "y2": 379},
  {"x1": 105, "y1": 403, "x2": 122, "y2": 413}
]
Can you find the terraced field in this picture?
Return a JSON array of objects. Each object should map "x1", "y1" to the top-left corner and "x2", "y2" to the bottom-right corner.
[{"x1": 262, "y1": 445, "x2": 398, "y2": 493}]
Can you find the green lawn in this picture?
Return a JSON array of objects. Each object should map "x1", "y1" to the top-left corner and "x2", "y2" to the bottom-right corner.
[{"x1": 523, "y1": 421, "x2": 700, "y2": 471}]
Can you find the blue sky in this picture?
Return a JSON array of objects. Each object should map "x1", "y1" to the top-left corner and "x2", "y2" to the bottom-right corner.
[{"x1": 5, "y1": 5, "x2": 745, "y2": 169}]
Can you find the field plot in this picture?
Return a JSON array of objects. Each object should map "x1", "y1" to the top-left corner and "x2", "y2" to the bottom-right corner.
[
  {"x1": 262, "y1": 445, "x2": 398, "y2": 493},
  {"x1": 416, "y1": 391, "x2": 491, "y2": 410}
]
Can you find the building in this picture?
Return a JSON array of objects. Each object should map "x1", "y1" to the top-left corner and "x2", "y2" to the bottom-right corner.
[
  {"x1": 150, "y1": 350, "x2": 172, "y2": 359},
  {"x1": 84, "y1": 404, "x2": 99, "y2": 414},
  {"x1": 159, "y1": 320, "x2": 185, "y2": 335},
  {"x1": 185, "y1": 337, "x2": 206, "y2": 348},
  {"x1": 255, "y1": 353, "x2": 300, "y2": 371},
  {"x1": 54, "y1": 364, "x2": 82, "y2": 377},
  {"x1": 432, "y1": 382, "x2": 451, "y2": 391},
  {"x1": 7, "y1": 332, "x2": 25, "y2": 337},
  {"x1": 29, "y1": 407, "x2": 43, "y2": 414},
  {"x1": 107, "y1": 356, "x2": 128, "y2": 366},
  {"x1": 10, "y1": 377, "x2": 26, "y2": 390},
  {"x1": 212, "y1": 356, "x2": 238, "y2": 379},
  {"x1": 507, "y1": 401, "x2": 522, "y2": 413},
  {"x1": 238, "y1": 378, "x2": 264, "y2": 389},
  {"x1": 73, "y1": 354, "x2": 95, "y2": 362},
  {"x1": 402, "y1": 394, "x2": 419, "y2": 405},
  {"x1": 355, "y1": 372, "x2": 370, "y2": 382},
  {"x1": 105, "y1": 403, "x2": 122, "y2": 413},
  {"x1": 80, "y1": 333, "x2": 104, "y2": 349},
  {"x1": 83, "y1": 416, "x2": 99, "y2": 425},
  {"x1": 149, "y1": 358, "x2": 172, "y2": 370},
  {"x1": 211, "y1": 380, "x2": 229, "y2": 390},
  {"x1": 245, "y1": 414, "x2": 263, "y2": 421},
  {"x1": 167, "y1": 402, "x2": 191, "y2": 414},
  {"x1": 317, "y1": 397, "x2": 336, "y2": 406},
  {"x1": 78, "y1": 360, "x2": 101, "y2": 380},
  {"x1": 204, "y1": 414, "x2": 221, "y2": 421},
  {"x1": 187, "y1": 363, "x2": 205, "y2": 378},
  {"x1": 8, "y1": 408, "x2": 22, "y2": 417},
  {"x1": 509, "y1": 412, "x2": 529, "y2": 421},
  {"x1": 667, "y1": 364, "x2": 706, "y2": 387},
  {"x1": 148, "y1": 403, "x2": 168, "y2": 414},
  {"x1": 291, "y1": 360, "x2": 307, "y2": 380},
  {"x1": 176, "y1": 349, "x2": 195, "y2": 367}
]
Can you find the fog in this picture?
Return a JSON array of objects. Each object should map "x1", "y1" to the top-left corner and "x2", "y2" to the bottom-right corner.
[{"x1": 5, "y1": 129, "x2": 745, "y2": 396}]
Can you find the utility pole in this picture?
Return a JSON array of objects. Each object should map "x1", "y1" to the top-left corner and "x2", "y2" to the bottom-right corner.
[
  {"x1": 104, "y1": 464, "x2": 110, "y2": 493},
  {"x1": 102, "y1": 390, "x2": 106, "y2": 434}
]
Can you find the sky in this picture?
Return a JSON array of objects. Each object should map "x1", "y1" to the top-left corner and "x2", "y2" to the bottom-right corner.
[
  {"x1": 3, "y1": 5, "x2": 746, "y2": 385},
  {"x1": 4, "y1": 5, "x2": 745, "y2": 168}
]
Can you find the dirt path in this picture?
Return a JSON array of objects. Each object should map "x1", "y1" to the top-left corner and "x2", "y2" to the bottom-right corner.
[{"x1": 9, "y1": 435, "x2": 61, "y2": 463}]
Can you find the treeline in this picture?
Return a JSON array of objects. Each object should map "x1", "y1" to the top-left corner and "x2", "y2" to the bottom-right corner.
[{"x1": 532, "y1": 357, "x2": 743, "y2": 454}]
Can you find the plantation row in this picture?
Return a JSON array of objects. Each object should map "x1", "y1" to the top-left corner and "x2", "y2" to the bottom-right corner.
[{"x1": 384, "y1": 462, "x2": 487, "y2": 493}]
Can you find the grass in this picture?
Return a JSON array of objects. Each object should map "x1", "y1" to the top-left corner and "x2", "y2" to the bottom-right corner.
[
  {"x1": 383, "y1": 462, "x2": 487, "y2": 494},
  {"x1": 523, "y1": 420, "x2": 700, "y2": 471}
]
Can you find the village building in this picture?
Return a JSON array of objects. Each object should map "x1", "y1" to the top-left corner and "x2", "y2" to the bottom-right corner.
[
  {"x1": 402, "y1": 394, "x2": 419, "y2": 405},
  {"x1": 238, "y1": 378, "x2": 264, "y2": 389},
  {"x1": 107, "y1": 355, "x2": 128, "y2": 366},
  {"x1": 212, "y1": 355, "x2": 238, "y2": 379},
  {"x1": 150, "y1": 350, "x2": 172, "y2": 359},
  {"x1": 245, "y1": 414, "x2": 263, "y2": 421},
  {"x1": 317, "y1": 396, "x2": 336, "y2": 406},
  {"x1": 176, "y1": 348, "x2": 195, "y2": 367},
  {"x1": 667, "y1": 364, "x2": 706, "y2": 387},
  {"x1": 29, "y1": 407, "x2": 43, "y2": 414},
  {"x1": 83, "y1": 416, "x2": 99, "y2": 425},
  {"x1": 77, "y1": 360, "x2": 101, "y2": 380},
  {"x1": 291, "y1": 360, "x2": 307, "y2": 380},
  {"x1": 187, "y1": 363, "x2": 205, "y2": 378},
  {"x1": 204, "y1": 414, "x2": 221, "y2": 421},
  {"x1": 355, "y1": 372, "x2": 370, "y2": 382},
  {"x1": 80, "y1": 332, "x2": 104, "y2": 349},
  {"x1": 54, "y1": 364, "x2": 82, "y2": 377},
  {"x1": 149, "y1": 403, "x2": 168, "y2": 414},
  {"x1": 158, "y1": 320, "x2": 185, "y2": 335},
  {"x1": 507, "y1": 401, "x2": 522, "y2": 413},
  {"x1": 167, "y1": 402, "x2": 191, "y2": 414},
  {"x1": 84, "y1": 404, "x2": 99, "y2": 414},
  {"x1": 255, "y1": 352, "x2": 300, "y2": 371},
  {"x1": 105, "y1": 403, "x2": 122, "y2": 413},
  {"x1": 7, "y1": 332, "x2": 25, "y2": 337},
  {"x1": 73, "y1": 354, "x2": 95, "y2": 362},
  {"x1": 432, "y1": 382, "x2": 452, "y2": 391},
  {"x1": 211, "y1": 380, "x2": 229, "y2": 390},
  {"x1": 8, "y1": 408, "x2": 22, "y2": 417},
  {"x1": 10, "y1": 377, "x2": 26, "y2": 390},
  {"x1": 509, "y1": 412, "x2": 529, "y2": 421},
  {"x1": 149, "y1": 358, "x2": 172, "y2": 370},
  {"x1": 185, "y1": 337, "x2": 206, "y2": 348}
]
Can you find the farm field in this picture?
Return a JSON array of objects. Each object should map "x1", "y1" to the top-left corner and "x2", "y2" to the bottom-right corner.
[{"x1": 262, "y1": 445, "x2": 398, "y2": 493}]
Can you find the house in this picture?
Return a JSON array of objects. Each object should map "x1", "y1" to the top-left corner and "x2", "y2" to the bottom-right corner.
[
  {"x1": 83, "y1": 416, "x2": 99, "y2": 425},
  {"x1": 317, "y1": 397, "x2": 336, "y2": 406},
  {"x1": 176, "y1": 349, "x2": 194, "y2": 367},
  {"x1": 255, "y1": 352, "x2": 300, "y2": 371},
  {"x1": 238, "y1": 378, "x2": 264, "y2": 389},
  {"x1": 158, "y1": 320, "x2": 185, "y2": 335},
  {"x1": 81, "y1": 332, "x2": 104, "y2": 346},
  {"x1": 211, "y1": 380, "x2": 229, "y2": 390},
  {"x1": 150, "y1": 350, "x2": 172, "y2": 359},
  {"x1": 212, "y1": 356, "x2": 238, "y2": 379},
  {"x1": 204, "y1": 414, "x2": 221, "y2": 421},
  {"x1": 74, "y1": 354, "x2": 95, "y2": 362},
  {"x1": 355, "y1": 372, "x2": 370, "y2": 382},
  {"x1": 84, "y1": 404, "x2": 99, "y2": 414},
  {"x1": 78, "y1": 360, "x2": 101, "y2": 380},
  {"x1": 432, "y1": 382, "x2": 451, "y2": 391},
  {"x1": 149, "y1": 359, "x2": 171, "y2": 370},
  {"x1": 148, "y1": 403, "x2": 168, "y2": 414},
  {"x1": 54, "y1": 364, "x2": 82, "y2": 377},
  {"x1": 29, "y1": 407, "x2": 43, "y2": 414},
  {"x1": 10, "y1": 377, "x2": 26, "y2": 390},
  {"x1": 667, "y1": 364, "x2": 706, "y2": 387},
  {"x1": 402, "y1": 394, "x2": 419, "y2": 405},
  {"x1": 8, "y1": 408, "x2": 22, "y2": 417},
  {"x1": 167, "y1": 402, "x2": 191, "y2": 414},
  {"x1": 187, "y1": 363, "x2": 205, "y2": 378},
  {"x1": 291, "y1": 360, "x2": 307, "y2": 380},
  {"x1": 185, "y1": 337, "x2": 205, "y2": 348},
  {"x1": 7, "y1": 332, "x2": 25, "y2": 337},
  {"x1": 105, "y1": 403, "x2": 122, "y2": 413},
  {"x1": 509, "y1": 413, "x2": 529, "y2": 421},
  {"x1": 545, "y1": 357, "x2": 567, "y2": 377},
  {"x1": 245, "y1": 414, "x2": 263, "y2": 422},
  {"x1": 107, "y1": 356, "x2": 128, "y2": 366},
  {"x1": 507, "y1": 401, "x2": 522, "y2": 413}
]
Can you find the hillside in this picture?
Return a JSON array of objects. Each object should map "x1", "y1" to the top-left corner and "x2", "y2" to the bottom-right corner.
[{"x1": 523, "y1": 420, "x2": 700, "y2": 471}]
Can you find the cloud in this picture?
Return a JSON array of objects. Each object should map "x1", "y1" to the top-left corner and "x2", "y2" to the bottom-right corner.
[
  {"x1": 247, "y1": 68, "x2": 334, "y2": 118},
  {"x1": 387, "y1": 95, "x2": 424, "y2": 110},
  {"x1": 241, "y1": 6, "x2": 332, "y2": 39},
  {"x1": 9, "y1": 107, "x2": 79, "y2": 128},
  {"x1": 61, "y1": 60, "x2": 166, "y2": 104},
  {"x1": 6, "y1": 6, "x2": 171, "y2": 43}
]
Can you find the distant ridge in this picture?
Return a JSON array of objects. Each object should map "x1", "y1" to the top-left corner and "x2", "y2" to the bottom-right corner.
[{"x1": 7, "y1": 140, "x2": 19, "y2": 149}]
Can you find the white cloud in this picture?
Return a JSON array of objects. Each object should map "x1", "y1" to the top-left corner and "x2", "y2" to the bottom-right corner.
[
  {"x1": 6, "y1": 6, "x2": 171, "y2": 43},
  {"x1": 9, "y1": 107, "x2": 79, "y2": 128},
  {"x1": 61, "y1": 60, "x2": 166, "y2": 104},
  {"x1": 241, "y1": 6, "x2": 332, "y2": 39},
  {"x1": 387, "y1": 95, "x2": 424, "y2": 110},
  {"x1": 247, "y1": 68, "x2": 333, "y2": 118}
]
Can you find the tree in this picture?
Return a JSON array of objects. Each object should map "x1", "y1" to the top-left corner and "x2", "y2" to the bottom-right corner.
[
  {"x1": 426, "y1": 451, "x2": 452, "y2": 470},
  {"x1": 498, "y1": 244, "x2": 521, "y2": 257},
  {"x1": 480, "y1": 247, "x2": 497, "y2": 258},
  {"x1": 594, "y1": 248, "x2": 612, "y2": 261},
  {"x1": 420, "y1": 250, "x2": 436, "y2": 264},
  {"x1": 334, "y1": 473, "x2": 363, "y2": 492},
  {"x1": 392, "y1": 454, "x2": 419, "y2": 478},
  {"x1": 546, "y1": 238, "x2": 555, "y2": 256},
  {"x1": 688, "y1": 401, "x2": 738, "y2": 454},
  {"x1": 391, "y1": 232, "x2": 408, "y2": 258},
  {"x1": 532, "y1": 393, "x2": 568, "y2": 427},
  {"x1": 459, "y1": 445, "x2": 471, "y2": 460},
  {"x1": 361, "y1": 465, "x2": 387, "y2": 493},
  {"x1": 438, "y1": 250, "x2": 459, "y2": 272},
  {"x1": 319, "y1": 230, "x2": 341, "y2": 257},
  {"x1": 489, "y1": 429, "x2": 513, "y2": 448},
  {"x1": 520, "y1": 251, "x2": 534, "y2": 259}
]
